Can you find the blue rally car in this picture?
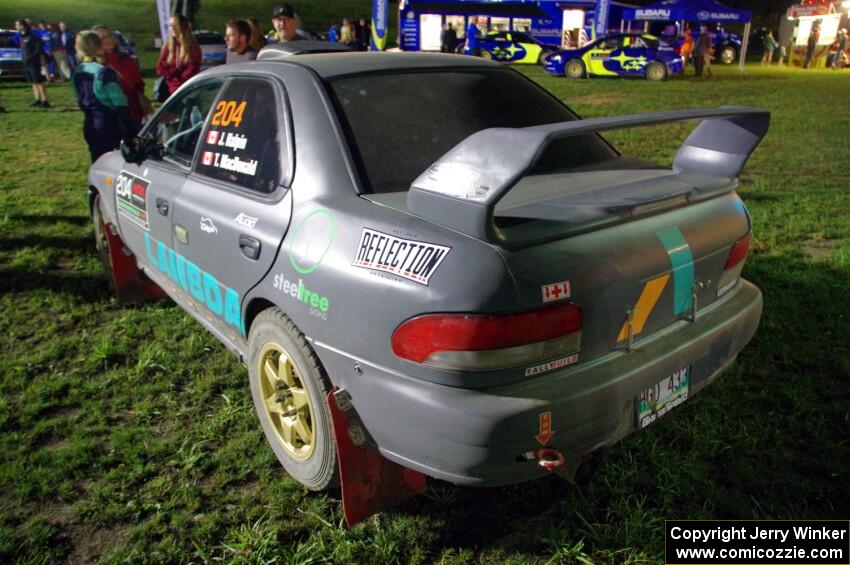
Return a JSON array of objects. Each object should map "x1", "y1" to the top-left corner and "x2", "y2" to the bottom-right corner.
[
  {"x1": 0, "y1": 30, "x2": 24, "y2": 80},
  {"x1": 544, "y1": 33, "x2": 683, "y2": 80}
]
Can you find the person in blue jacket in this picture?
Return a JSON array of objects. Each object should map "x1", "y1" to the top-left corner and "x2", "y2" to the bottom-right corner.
[
  {"x1": 464, "y1": 17, "x2": 481, "y2": 56},
  {"x1": 71, "y1": 31, "x2": 137, "y2": 162}
]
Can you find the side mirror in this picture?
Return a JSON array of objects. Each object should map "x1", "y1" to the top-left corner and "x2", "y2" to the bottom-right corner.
[
  {"x1": 120, "y1": 138, "x2": 141, "y2": 163},
  {"x1": 120, "y1": 136, "x2": 162, "y2": 164}
]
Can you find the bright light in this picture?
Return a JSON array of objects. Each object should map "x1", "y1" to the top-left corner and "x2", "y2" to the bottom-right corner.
[{"x1": 842, "y1": 1, "x2": 850, "y2": 8}]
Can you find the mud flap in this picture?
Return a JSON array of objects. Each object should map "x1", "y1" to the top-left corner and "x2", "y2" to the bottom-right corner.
[
  {"x1": 328, "y1": 389, "x2": 427, "y2": 527},
  {"x1": 103, "y1": 222, "x2": 166, "y2": 302}
]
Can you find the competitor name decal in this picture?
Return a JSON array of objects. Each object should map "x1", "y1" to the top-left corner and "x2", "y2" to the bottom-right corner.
[
  {"x1": 114, "y1": 170, "x2": 150, "y2": 230},
  {"x1": 353, "y1": 228, "x2": 451, "y2": 286}
]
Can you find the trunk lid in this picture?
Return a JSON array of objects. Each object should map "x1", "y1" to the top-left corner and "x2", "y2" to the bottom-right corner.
[{"x1": 499, "y1": 184, "x2": 750, "y2": 363}]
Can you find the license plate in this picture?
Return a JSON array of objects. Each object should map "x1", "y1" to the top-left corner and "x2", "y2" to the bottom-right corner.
[{"x1": 637, "y1": 367, "x2": 689, "y2": 429}]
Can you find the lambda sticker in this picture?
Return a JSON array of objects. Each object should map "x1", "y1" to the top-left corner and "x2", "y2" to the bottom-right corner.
[
  {"x1": 114, "y1": 170, "x2": 150, "y2": 230},
  {"x1": 353, "y1": 228, "x2": 451, "y2": 286},
  {"x1": 542, "y1": 281, "x2": 571, "y2": 303}
]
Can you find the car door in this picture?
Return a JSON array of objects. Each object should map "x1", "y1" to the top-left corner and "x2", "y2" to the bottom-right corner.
[
  {"x1": 114, "y1": 79, "x2": 224, "y2": 277},
  {"x1": 170, "y1": 76, "x2": 293, "y2": 340},
  {"x1": 587, "y1": 36, "x2": 622, "y2": 75},
  {"x1": 487, "y1": 32, "x2": 509, "y2": 60},
  {"x1": 619, "y1": 36, "x2": 651, "y2": 75}
]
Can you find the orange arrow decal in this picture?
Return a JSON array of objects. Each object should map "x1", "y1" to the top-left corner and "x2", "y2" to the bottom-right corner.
[{"x1": 535, "y1": 411, "x2": 554, "y2": 446}]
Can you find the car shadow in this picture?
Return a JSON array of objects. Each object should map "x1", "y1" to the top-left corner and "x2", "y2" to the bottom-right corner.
[
  {"x1": 0, "y1": 266, "x2": 108, "y2": 300},
  {"x1": 6, "y1": 215, "x2": 90, "y2": 226}
]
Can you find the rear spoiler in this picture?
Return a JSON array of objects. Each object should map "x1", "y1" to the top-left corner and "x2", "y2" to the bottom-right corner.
[{"x1": 407, "y1": 106, "x2": 770, "y2": 241}]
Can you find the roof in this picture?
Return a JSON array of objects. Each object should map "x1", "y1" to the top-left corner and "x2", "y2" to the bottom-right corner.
[
  {"x1": 257, "y1": 41, "x2": 354, "y2": 59},
  {"x1": 215, "y1": 52, "x2": 499, "y2": 80}
]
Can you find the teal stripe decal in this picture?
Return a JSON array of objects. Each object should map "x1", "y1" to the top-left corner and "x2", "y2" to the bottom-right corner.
[{"x1": 656, "y1": 227, "x2": 694, "y2": 316}]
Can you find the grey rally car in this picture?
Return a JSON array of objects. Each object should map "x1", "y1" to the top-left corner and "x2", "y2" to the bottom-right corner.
[{"x1": 88, "y1": 53, "x2": 767, "y2": 520}]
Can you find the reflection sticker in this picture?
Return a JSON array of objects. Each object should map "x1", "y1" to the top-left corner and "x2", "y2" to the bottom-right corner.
[{"x1": 353, "y1": 228, "x2": 451, "y2": 286}]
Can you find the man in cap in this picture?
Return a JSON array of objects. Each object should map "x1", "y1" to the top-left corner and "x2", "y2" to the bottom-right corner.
[{"x1": 267, "y1": 4, "x2": 307, "y2": 42}]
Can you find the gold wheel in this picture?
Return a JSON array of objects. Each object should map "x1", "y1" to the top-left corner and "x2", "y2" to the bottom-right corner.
[
  {"x1": 257, "y1": 341, "x2": 316, "y2": 461},
  {"x1": 646, "y1": 62, "x2": 667, "y2": 81}
]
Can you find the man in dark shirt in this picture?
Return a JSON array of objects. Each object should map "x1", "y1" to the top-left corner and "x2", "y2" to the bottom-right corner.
[
  {"x1": 15, "y1": 19, "x2": 49, "y2": 107},
  {"x1": 694, "y1": 26, "x2": 711, "y2": 78},
  {"x1": 266, "y1": 4, "x2": 307, "y2": 43}
]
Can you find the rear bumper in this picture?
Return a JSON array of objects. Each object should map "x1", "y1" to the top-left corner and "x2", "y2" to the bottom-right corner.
[{"x1": 318, "y1": 279, "x2": 762, "y2": 487}]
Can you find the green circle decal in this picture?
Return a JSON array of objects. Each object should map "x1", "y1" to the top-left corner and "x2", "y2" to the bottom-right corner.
[{"x1": 288, "y1": 209, "x2": 336, "y2": 275}]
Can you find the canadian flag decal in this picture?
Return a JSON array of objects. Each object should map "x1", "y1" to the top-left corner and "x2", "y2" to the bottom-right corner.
[
  {"x1": 206, "y1": 131, "x2": 219, "y2": 145},
  {"x1": 202, "y1": 151, "x2": 215, "y2": 166},
  {"x1": 541, "y1": 281, "x2": 571, "y2": 303}
]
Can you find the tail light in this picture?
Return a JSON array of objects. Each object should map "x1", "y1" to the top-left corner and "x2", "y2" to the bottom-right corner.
[
  {"x1": 717, "y1": 232, "x2": 752, "y2": 297},
  {"x1": 391, "y1": 302, "x2": 582, "y2": 372}
]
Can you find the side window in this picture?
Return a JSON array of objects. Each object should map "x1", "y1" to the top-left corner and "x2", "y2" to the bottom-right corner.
[
  {"x1": 147, "y1": 81, "x2": 222, "y2": 166},
  {"x1": 195, "y1": 78, "x2": 281, "y2": 194},
  {"x1": 603, "y1": 37, "x2": 623, "y2": 50}
]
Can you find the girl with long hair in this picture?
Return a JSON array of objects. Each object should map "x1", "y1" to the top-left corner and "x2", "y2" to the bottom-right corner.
[{"x1": 155, "y1": 14, "x2": 201, "y2": 96}]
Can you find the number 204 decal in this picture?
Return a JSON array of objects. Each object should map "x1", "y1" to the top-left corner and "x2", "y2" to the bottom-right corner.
[{"x1": 211, "y1": 100, "x2": 247, "y2": 128}]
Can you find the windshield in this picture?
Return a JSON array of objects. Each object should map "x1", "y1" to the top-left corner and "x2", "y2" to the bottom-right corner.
[
  {"x1": 328, "y1": 69, "x2": 616, "y2": 194},
  {"x1": 0, "y1": 33, "x2": 18, "y2": 49}
]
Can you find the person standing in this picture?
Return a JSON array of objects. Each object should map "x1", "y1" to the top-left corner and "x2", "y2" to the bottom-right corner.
[
  {"x1": 49, "y1": 23, "x2": 71, "y2": 80},
  {"x1": 93, "y1": 25, "x2": 145, "y2": 132},
  {"x1": 761, "y1": 30, "x2": 777, "y2": 65},
  {"x1": 465, "y1": 17, "x2": 481, "y2": 56},
  {"x1": 59, "y1": 22, "x2": 76, "y2": 69},
  {"x1": 340, "y1": 18, "x2": 355, "y2": 47},
  {"x1": 833, "y1": 29, "x2": 847, "y2": 69},
  {"x1": 441, "y1": 23, "x2": 457, "y2": 53},
  {"x1": 803, "y1": 24, "x2": 819, "y2": 68},
  {"x1": 327, "y1": 23, "x2": 338, "y2": 43},
  {"x1": 156, "y1": 14, "x2": 202, "y2": 96},
  {"x1": 694, "y1": 25, "x2": 711, "y2": 78},
  {"x1": 680, "y1": 26, "x2": 694, "y2": 75},
  {"x1": 71, "y1": 31, "x2": 136, "y2": 162},
  {"x1": 225, "y1": 20, "x2": 257, "y2": 64},
  {"x1": 266, "y1": 4, "x2": 307, "y2": 43},
  {"x1": 356, "y1": 18, "x2": 370, "y2": 51},
  {"x1": 15, "y1": 20, "x2": 49, "y2": 108}
]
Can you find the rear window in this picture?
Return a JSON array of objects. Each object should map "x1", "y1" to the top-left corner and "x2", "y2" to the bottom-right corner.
[{"x1": 328, "y1": 69, "x2": 616, "y2": 194}]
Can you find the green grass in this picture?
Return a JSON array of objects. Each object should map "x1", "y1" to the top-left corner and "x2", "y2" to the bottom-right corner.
[{"x1": 2, "y1": 58, "x2": 850, "y2": 563}]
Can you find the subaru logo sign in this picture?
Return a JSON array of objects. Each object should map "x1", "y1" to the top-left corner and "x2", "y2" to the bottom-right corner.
[{"x1": 697, "y1": 11, "x2": 710, "y2": 19}]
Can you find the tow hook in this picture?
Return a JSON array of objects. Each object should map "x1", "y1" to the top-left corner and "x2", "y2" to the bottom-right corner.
[{"x1": 533, "y1": 448, "x2": 566, "y2": 471}]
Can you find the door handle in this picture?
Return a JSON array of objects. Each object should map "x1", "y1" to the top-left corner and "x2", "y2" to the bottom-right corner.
[
  {"x1": 239, "y1": 235, "x2": 261, "y2": 260},
  {"x1": 155, "y1": 198, "x2": 169, "y2": 216}
]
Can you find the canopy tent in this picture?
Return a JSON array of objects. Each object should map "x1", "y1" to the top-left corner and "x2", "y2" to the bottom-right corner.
[{"x1": 622, "y1": 0, "x2": 752, "y2": 70}]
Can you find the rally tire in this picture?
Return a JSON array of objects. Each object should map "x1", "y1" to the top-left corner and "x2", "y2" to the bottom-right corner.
[
  {"x1": 248, "y1": 308, "x2": 338, "y2": 491},
  {"x1": 719, "y1": 45, "x2": 737, "y2": 65},
  {"x1": 565, "y1": 59, "x2": 585, "y2": 79},
  {"x1": 481, "y1": 50, "x2": 492, "y2": 60},
  {"x1": 646, "y1": 61, "x2": 667, "y2": 81}
]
